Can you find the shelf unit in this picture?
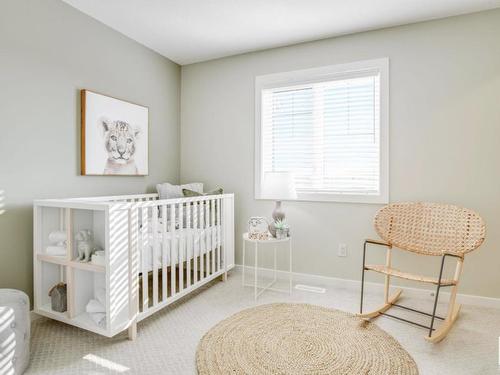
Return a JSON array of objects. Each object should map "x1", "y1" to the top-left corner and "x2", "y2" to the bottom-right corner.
[
  {"x1": 33, "y1": 203, "x2": 118, "y2": 337},
  {"x1": 33, "y1": 193, "x2": 236, "y2": 339},
  {"x1": 36, "y1": 254, "x2": 105, "y2": 273}
]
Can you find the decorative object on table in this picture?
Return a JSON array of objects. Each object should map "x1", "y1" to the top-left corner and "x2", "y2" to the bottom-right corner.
[
  {"x1": 75, "y1": 229, "x2": 94, "y2": 262},
  {"x1": 0, "y1": 289, "x2": 30, "y2": 375},
  {"x1": 48, "y1": 283, "x2": 67, "y2": 313},
  {"x1": 247, "y1": 217, "x2": 269, "y2": 240},
  {"x1": 358, "y1": 202, "x2": 486, "y2": 343},
  {"x1": 261, "y1": 172, "x2": 296, "y2": 237},
  {"x1": 273, "y1": 219, "x2": 289, "y2": 240},
  {"x1": 196, "y1": 303, "x2": 418, "y2": 375},
  {"x1": 91, "y1": 249, "x2": 105, "y2": 266},
  {"x1": 81, "y1": 89, "x2": 149, "y2": 176},
  {"x1": 46, "y1": 230, "x2": 67, "y2": 256}
]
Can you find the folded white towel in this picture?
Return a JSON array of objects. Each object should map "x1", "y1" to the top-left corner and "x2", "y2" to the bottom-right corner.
[
  {"x1": 86, "y1": 299, "x2": 105, "y2": 313},
  {"x1": 89, "y1": 312, "x2": 106, "y2": 327},
  {"x1": 95, "y1": 288, "x2": 106, "y2": 307},
  {"x1": 46, "y1": 246, "x2": 66, "y2": 256}
]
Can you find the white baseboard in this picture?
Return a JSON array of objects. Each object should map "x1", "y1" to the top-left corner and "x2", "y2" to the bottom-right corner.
[{"x1": 235, "y1": 264, "x2": 500, "y2": 309}]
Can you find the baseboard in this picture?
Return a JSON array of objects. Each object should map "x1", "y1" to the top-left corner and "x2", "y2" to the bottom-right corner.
[{"x1": 235, "y1": 264, "x2": 500, "y2": 309}]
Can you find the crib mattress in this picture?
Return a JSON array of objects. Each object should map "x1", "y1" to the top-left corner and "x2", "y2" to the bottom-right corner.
[{"x1": 140, "y1": 227, "x2": 220, "y2": 273}]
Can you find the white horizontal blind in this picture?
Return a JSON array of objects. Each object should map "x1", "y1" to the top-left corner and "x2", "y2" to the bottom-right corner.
[{"x1": 261, "y1": 72, "x2": 381, "y2": 196}]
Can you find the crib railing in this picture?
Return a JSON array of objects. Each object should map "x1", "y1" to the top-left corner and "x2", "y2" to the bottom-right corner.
[{"x1": 109, "y1": 194, "x2": 234, "y2": 338}]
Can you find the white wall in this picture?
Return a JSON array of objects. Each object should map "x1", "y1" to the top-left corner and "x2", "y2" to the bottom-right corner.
[
  {"x1": 180, "y1": 10, "x2": 500, "y2": 298},
  {"x1": 0, "y1": 0, "x2": 180, "y2": 303}
]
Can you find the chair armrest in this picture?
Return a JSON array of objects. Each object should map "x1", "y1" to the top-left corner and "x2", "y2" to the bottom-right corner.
[{"x1": 365, "y1": 239, "x2": 392, "y2": 247}]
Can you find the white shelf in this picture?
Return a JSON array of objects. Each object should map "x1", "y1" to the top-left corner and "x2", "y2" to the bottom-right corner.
[
  {"x1": 37, "y1": 254, "x2": 66, "y2": 265},
  {"x1": 36, "y1": 303, "x2": 109, "y2": 337},
  {"x1": 72, "y1": 312, "x2": 108, "y2": 336},
  {"x1": 70, "y1": 260, "x2": 105, "y2": 273},
  {"x1": 37, "y1": 303, "x2": 68, "y2": 320},
  {"x1": 37, "y1": 254, "x2": 105, "y2": 273}
]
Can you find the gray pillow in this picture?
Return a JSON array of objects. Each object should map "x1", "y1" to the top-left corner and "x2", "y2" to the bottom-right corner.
[
  {"x1": 182, "y1": 187, "x2": 223, "y2": 197},
  {"x1": 156, "y1": 182, "x2": 204, "y2": 221},
  {"x1": 182, "y1": 188, "x2": 224, "y2": 225},
  {"x1": 156, "y1": 182, "x2": 203, "y2": 200}
]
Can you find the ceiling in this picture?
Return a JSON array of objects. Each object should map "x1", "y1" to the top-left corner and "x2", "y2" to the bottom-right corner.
[{"x1": 62, "y1": 0, "x2": 500, "y2": 65}]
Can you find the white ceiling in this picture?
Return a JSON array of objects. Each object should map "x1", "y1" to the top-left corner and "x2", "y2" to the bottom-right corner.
[{"x1": 62, "y1": 0, "x2": 500, "y2": 65}]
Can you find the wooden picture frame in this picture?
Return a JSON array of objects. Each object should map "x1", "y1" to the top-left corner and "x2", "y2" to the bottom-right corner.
[{"x1": 81, "y1": 89, "x2": 149, "y2": 176}]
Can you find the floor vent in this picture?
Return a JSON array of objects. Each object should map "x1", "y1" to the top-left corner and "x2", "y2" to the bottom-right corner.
[{"x1": 295, "y1": 284, "x2": 326, "y2": 294}]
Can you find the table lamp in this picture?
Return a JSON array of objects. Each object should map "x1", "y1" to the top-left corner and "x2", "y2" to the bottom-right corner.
[{"x1": 262, "y1": 171, "x2": 297, "y2": 236}]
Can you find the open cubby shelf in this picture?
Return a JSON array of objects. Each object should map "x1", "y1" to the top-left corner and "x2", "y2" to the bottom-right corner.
[
  {"x1": 37, "y1": 254, "x2": 105, "y2": 273},
  {"x1": 34, "y1": 205, "x2": 112, "y2": 336},
  {"x1": 37, "y1": 303, "x2": 109, "y2": 336}
]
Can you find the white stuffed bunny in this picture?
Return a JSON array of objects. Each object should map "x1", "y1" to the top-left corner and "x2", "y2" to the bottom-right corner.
[{"x1": 75, "y1": 230, "x2": 93, "y2": 262}]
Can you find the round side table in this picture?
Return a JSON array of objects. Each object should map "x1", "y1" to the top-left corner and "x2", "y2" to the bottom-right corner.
[{"x1": 242, "y1": 233, "x2": 292, "y2": 300}]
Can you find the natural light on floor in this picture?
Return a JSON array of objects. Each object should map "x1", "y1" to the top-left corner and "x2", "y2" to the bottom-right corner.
[{"x1": 83, "y1": 354, "x2": 129, "y2": 373}]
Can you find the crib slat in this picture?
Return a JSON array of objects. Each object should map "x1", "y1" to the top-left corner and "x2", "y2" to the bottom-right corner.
[
  {"x1": 129, "y1": 207, "x2": 139, "y2": 331},
  {"x1": 205, "y1": 199, "x2": 210, "y2": 276},
  {"x1": 194, "y1": 201, "x2": 199, "y2": 283},
  {"x1": 141, "y1": 207, "x2": 148, "y2": 311},
  {"x1": 179, "y1": 203, "x2": 184, "y2": 292},
  {"x1": 186, "y1": 202, "x2": 192, "y2": 288},
  {"x1": 161, "y1": 205, "x2": 168, "y2": 302},
  {"x1": 206, "y1": 200, "x2": 214, "y2": 274},
  {"x1": 211, "y1": 199, "x2": 216, "y2": 273},
  {"x1": 170, "y1": 203, "x2": 176, "y2": 297},
  {"x1": 137, "y1": 209, "x2": 142, "y2": 312},
  {"x1": 200, "y1": 201, "x2": 205, "y2": 280},
  {"x1": 217, "y1": 198, "x2": 221, "y2": 272},
  {"x1": 222, "y1": 198, "x2": 227, "y2": 273},
  {"x1": 152, "y1": 208, "x2": 159, "y2": 307}
]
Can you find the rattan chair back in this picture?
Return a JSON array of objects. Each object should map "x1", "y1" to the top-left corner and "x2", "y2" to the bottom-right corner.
[{"x1": 374, "y1": 202, "x2": 485, "y2": 256}]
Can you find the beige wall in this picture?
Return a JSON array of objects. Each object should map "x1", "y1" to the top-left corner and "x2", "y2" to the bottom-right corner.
[
  {"x1": 181, "y1": 10, "x2": 500, "y2": 298},
  {"x1": 0, "y1": 0, "x2": 181, "y2": 303}
]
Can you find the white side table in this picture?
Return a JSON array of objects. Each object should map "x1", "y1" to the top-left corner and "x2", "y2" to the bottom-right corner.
[{"x1": 242, "y1": 233, "x2": 292, "y2": 300}]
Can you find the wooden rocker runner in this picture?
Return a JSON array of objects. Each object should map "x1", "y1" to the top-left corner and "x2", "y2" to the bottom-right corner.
[{"x1": 358, "y1": 202, "x2": 486, "y2": 343}]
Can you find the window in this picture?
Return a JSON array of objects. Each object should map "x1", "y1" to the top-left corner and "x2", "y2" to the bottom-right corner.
[{"x1": 255, "y1": 58, "x2": 389, "y2": 203}]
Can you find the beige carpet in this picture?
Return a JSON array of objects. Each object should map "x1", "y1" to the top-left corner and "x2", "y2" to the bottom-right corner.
[
  {"x1": 26, "y1": 269, "x2": 500, "y2": 374},
  {"x1": 197, "y1": 303, "x2": 418, "y2": 374}
]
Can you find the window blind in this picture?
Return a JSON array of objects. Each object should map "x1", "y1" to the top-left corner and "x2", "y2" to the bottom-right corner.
[{"x1": 261, "y1": 72, "x2": 381, "y2": 196}]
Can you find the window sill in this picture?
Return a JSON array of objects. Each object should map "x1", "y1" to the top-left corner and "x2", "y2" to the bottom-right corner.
[{"x1": 256, "y1": 192, "x2": 388, "y2": 204}]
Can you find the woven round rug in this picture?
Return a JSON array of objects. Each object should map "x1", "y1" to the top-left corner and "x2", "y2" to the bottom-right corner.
[{"x1": 196, "y1": 303, "x2": 418, "y2": 375}]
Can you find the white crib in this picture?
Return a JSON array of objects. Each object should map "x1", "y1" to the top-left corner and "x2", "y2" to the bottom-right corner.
[{"x1": 33, "y1": 193, "x2": 235, "y2": 338}]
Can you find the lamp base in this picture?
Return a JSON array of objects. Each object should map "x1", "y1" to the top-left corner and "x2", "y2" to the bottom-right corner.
[{"x1": 269, "y1": 201, "x2": 285, "y2": 237}]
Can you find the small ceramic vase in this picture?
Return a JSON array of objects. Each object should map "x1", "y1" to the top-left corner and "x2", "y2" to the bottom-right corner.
[{"x1": 276, "y1": 228, "x2": 286, "y2": 240}]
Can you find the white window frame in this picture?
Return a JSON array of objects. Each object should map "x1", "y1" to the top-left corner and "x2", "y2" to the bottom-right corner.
[{"x1": 255, "y1": 58, "x2": 389, "y2": 204}]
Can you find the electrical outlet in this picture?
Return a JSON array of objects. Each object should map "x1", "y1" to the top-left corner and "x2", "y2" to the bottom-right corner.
[{"x1": 338, "y1": 243, "x2": 347, "y2": 257}]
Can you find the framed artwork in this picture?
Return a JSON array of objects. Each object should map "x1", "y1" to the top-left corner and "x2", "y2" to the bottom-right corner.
[{"x1": 81, "y1": 90, "x2": 149, "y2": 176}]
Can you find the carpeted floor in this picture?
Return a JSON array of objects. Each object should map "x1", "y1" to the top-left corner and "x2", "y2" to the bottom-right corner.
[{"x1": 27, "y1": 269, "x2": 500, "y2": 374}]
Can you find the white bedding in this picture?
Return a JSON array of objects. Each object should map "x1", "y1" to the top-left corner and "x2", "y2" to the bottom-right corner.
[{"x1": 139, "y1": 226, "x2": 220, "y2": 273}]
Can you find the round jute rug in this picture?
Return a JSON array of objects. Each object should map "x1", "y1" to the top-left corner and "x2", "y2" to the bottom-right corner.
[{"x1": 196, "y1": 303, "x2": 418, "y2": 375}]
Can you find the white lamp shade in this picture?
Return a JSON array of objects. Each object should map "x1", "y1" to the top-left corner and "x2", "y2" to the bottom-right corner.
[{"x1": 262, "y1": 172, "x2": 297, "y2": 200}]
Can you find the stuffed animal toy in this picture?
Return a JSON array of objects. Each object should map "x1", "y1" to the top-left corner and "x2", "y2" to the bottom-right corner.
[{"x1": 75, "y1": 230, "x2": 94, "y2": 262}]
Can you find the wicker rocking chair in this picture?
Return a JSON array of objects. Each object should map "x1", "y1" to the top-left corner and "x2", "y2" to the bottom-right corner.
[{"x1": 358, "y1": 202, "x2": 486, "y2": 343}]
